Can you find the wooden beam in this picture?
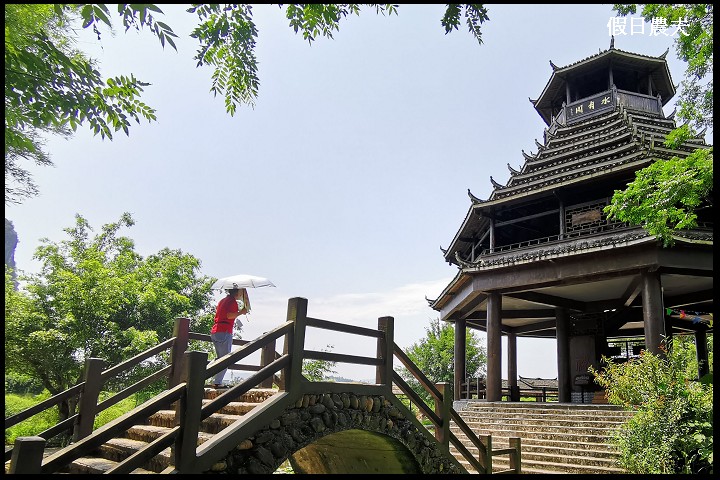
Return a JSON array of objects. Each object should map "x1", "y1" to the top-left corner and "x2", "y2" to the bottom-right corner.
[
  {"x1": 495, "y1": 209, "x2": 560, "y2": 227},
  {"x1": 504, "y1": 291, "x2": 586, "y2": 312},
  {"x1": 664, "y1": 289, "x2": 713, "y2": 309},
  {"x1": 512, "y1": 319, "x2": 557, "y2": 334},
  {"x1": 621, "y1": 276, "x2": 642, "y2": 307},
  {"x1": 464, "y1": 309, "x2": 557, "y2": 320}
]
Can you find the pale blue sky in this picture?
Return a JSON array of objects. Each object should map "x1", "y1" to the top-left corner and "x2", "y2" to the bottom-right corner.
[{"x1": 7, "y1": 4, "x2": 693, "y2": 381}]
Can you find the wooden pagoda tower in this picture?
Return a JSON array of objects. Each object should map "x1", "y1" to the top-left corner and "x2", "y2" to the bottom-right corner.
[{"x1": 428, "y1": 40, "x2": 713, "y2": 403}]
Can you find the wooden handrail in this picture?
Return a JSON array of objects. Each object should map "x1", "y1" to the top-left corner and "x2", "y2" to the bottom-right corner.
[{"x1": 7, "y1": 297, "x2": 521, "y2": 474}]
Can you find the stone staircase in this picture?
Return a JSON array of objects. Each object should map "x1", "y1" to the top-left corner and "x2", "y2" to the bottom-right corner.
[
  {"x1": 57, "y1": 387, "x2": 278, "y2": 474},
  {"x1": 450, "y1": 402, "x2": 635, "y2": 474}
]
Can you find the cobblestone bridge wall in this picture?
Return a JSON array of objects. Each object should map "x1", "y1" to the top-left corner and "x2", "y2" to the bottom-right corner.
[{"x1": 206, "y1": 392, "x2": 463, "y2": 474}]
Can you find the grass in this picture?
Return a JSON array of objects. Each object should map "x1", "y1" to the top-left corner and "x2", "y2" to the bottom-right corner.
[{"x1": 5, "y1": 392, "x2": 138, "y2": 447}]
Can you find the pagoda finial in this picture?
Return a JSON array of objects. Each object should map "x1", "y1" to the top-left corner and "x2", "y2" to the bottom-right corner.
[
  {"x1": 549, "y1": 60, "x2": 558, "y2": 70},
  {"x1": 467, "y1": 188, "x2": 484, "y2": 205},
  {"x1": 660, "y1": 47, "x2": 669, "y2": 59},
  {"x1": 610, "y1": 35, "x2": 615, "y2": 49}
]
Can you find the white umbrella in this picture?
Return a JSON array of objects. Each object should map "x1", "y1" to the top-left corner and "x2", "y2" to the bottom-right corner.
[{"x1": 211, "y1": 274, "x2": 276, "y2": 290}]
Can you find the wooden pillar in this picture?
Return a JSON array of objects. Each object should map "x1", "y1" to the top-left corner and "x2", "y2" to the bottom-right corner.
[
  {"x1": 558, "y1": 198, "x2": 565, "y2": 240},
  {"x1": 507, "y1": 332, "x2": 518, "y2": 402},
  {"x1": 489, "y1": 218, "x2": 495, "y2": 253},
  {"x1": 73, "y1": 357, "x2": 105, "y2": 441},
  {"x1": 486, "y1": 292, "x2": 502, "y2": 401},
  {"x1": 283, "y1": 297, "x2": 308, "y2": 393},
  {"x1": 168, "y1": 317, "x2": 190, "y2": 388},
  {"x1": 566, "y1": 81, "x2": 571, "y2": 104},
  {"x1": 454, "y1": 318, "x2": 467, "y2": 400},
  {"x1": 176, "y1": 350, "x2": 208, "y2": 473},
  {"x1": 555, "y1": 308, "x2": 571, "y2": 403},
  {"x1": 434, "y1": 382, "x2": 451, "y2": 450},
  {"x1": 695, "y1": 328, "x2": 709, "y2": 379},
  {"x1": 376, "y1": 316, "x2": 394, "y2": 386},
  {"x1": 259, "y1": 339, "x2": 276, "y2": 388},
  {"x1": 641, "y1": 271, "x2": 666, "y2": 356},
  {"x1": 9, "y1": 436, "x2": 45, "y2": 474}
]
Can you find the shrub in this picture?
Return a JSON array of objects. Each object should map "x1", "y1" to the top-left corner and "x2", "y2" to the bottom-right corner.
[{"x1": 590, "y1": 339, "x2": 713, "y2": 474}]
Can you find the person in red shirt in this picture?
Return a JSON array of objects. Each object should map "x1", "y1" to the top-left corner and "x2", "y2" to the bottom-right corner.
[{"x1": 210, "y1": 288, "x2": 248, "y2": 388}]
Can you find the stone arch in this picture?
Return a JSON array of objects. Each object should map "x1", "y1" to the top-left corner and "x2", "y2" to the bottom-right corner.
[{"x1": 208, "y1": 392, "x2": 464, "y2": 474}]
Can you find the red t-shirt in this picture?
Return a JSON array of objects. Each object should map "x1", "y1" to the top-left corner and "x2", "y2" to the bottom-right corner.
[{"x1": 211, "y1": 295, "x2": 239, "y2": 334}]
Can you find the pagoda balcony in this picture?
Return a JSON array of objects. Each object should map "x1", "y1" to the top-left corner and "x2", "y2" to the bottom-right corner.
[
  {"x1": 463, "y1": 220, "x2": 713, "y2": 269},
  {"x1": 551, "y1": 87, "x2": 664, "y2": 130}
]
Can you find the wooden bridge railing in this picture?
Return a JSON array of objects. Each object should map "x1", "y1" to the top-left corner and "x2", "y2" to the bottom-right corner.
[{"x1": 7, "y1": 297, "x2": 521, "y2": 474}]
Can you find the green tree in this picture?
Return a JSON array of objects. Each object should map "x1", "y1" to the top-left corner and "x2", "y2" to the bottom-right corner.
[
  {"x1": 589, "y1": 338, "x2": 713, "y2": 474},
  {"x1": 4, "y1": 213, "x2": 216, "y2": 424},
  {"x1": 5, "y1": 4, "x2": 158, "y2": 205},
  {"x1": 605, "y1": 4, "x2": 713, "y2": 245},
  {"x1": 5, "y1": 4, "x2": 489, "y2": 205},
  {"x1": 400, "y1": 318, "x2": 486, "y2": 408},
  {"x1": 302, "y1": 344, "x2": 338, "y2": 381}
]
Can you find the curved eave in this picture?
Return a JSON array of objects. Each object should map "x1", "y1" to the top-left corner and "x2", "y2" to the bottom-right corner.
[
  {"x1": 482, "y1": 152, "x2": 654, "y2": 208},
  {"x1": 443, "y1": 204, "x2": 490, "y2": 265},
  {"x1": 428, "y1": 270, "x2": 470, "y2": 311},
  {"x1": 534, "y1": 48, "x2": 676, "y2": 125}
]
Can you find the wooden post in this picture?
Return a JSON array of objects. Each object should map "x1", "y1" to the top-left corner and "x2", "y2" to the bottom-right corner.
[
  {"x1": 454, "y1": 318, "x2": 466, "y2": 401},
  {"x1": 283, "y1": 297, "x2": 308, "y2": 393},
  {"x1": 434, "y1": 382, "x2": 451, "y2": 450},
  {"x1": 642, "y1": 271, "x2": 666, "y2": 357},
  {"x1": 168, "y1": 317, "x2": 191, "y2": 388},
  {"x1": 9, "y1": 436, "x2": 45, "y2": 474},
  {"x1": 259, "y1": 339, "x2": 276, "y2": 388},
  {"x1": 175, "y1": 350, "x2": 208, "y2": 473},
  {"x1": 486, "y1": 292, "x2": 502, "y2": 401},
  {"x1": 480, "y1": 434, "x2": 492, "y2": 474},
  {"x1": 509, "y1": 436, "x2": 522, "y2": 473},
  {"x1": 73, "y1": 357, "x2": 105, "y2": 441},
  {"x1": 696, "y1": 327, "x2": 709, "y2": 379},
  {"x1": 376, "y1": 316, "x2": 394, "y2": 385}
]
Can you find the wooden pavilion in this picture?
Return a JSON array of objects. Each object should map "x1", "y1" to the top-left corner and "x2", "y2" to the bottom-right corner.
[{"x1": 428, "y1": 40, "x2": 713, "y2": 403}]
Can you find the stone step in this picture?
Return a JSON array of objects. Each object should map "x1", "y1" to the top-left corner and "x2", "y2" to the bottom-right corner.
[
  {"x1": 454, "y1": 455, "x2": 625, "y2": 475},
  {"x1": 451, "y1": 402, "x2": 630, "y2": 474},
  {"x1": 456, "y1": 415, "x2": 627, "y2": 430},
  {"x1": 99, "y1": 438, "x2": 171, "y2": 473},
  {"x1": 458, "y1": 410, "x2": 631, "y2": 423},
  {"x1": 452, "y1": 434, "x2": 619, "y2": 458},
  {"x1": 461, "y1": 403, "x2": 633, "y2": 416},
  {"x1": 63, "y1": 455, "x2": 155, "y2": 474},
  {"x1": 62, "y1": 388, "x2": 278, "y2": 474},
  {"x1": 451, "y1": 425, "x2": 619, "y2": 444},
  {"x1": 451, "y1": 441, "x2": 621, "y2": 469}
]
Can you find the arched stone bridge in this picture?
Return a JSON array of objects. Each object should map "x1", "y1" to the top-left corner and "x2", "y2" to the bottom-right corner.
[{"x1": 208, "y1": 390, "x2": 463, "y2": 474}]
